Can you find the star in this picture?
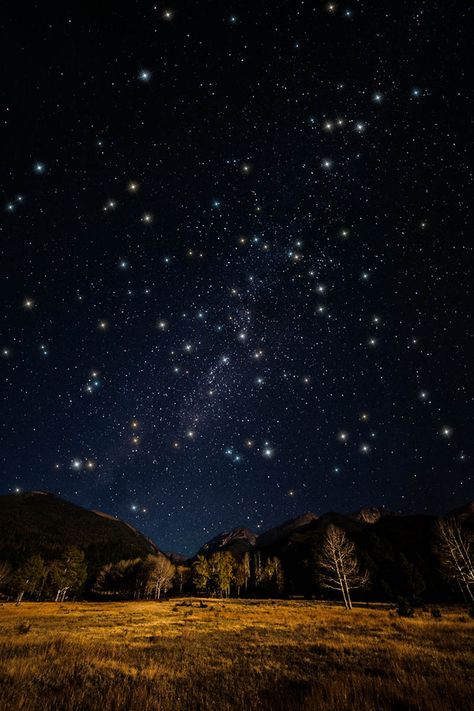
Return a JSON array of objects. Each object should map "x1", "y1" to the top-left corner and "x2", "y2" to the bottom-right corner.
[
  {"x1": 139, "y1": 69, "x2": 151, "y2": 82},
  {"x1": 33, "y1": 162, "x2": 46, "y2": 174},
  {"x1": 141, "y1": 212, "x2": 153, "y2": 224}
]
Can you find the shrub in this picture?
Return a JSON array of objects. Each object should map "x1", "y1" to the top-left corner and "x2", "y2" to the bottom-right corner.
[
  {"x1": 431, "y1": 608, "x2": 442, "y2": 620},
  {"x1": 396, "y1": 598, "x2": 414, "y2": 617},
  {"x1": 17, "y1": 622, "x2": 31, "y2": 634}
]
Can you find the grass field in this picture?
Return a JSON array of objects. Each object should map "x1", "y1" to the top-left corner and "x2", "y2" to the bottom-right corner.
[{"x1": 0, "y1": 599, "x2": 472, "y2": 711}]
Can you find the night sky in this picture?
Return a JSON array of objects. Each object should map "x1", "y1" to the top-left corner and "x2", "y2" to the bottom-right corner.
[{"x1": 0, "y1": 2, "x2": 472, "y2": 554}]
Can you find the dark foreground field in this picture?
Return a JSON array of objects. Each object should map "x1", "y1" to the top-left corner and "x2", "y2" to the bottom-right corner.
[{"x1": 0, "y1": 599, "x2": 472, "y2": 711}]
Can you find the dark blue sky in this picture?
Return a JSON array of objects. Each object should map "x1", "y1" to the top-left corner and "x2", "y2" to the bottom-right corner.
[{"x1": 0, "y1": 1, "x2": 472, "y2": 554}]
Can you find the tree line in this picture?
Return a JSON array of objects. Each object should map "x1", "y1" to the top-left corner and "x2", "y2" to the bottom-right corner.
[{"x1": 0, "y1": 518, "x2": 472, "y2": 608}]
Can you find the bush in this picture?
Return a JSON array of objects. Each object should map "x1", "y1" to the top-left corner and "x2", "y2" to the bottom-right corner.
[
  {"x1": 431, "y1": 608, "x2": 442, "y2": 620},
  {"x1": 17, "y1": 622, "x2": 31, "y2": 634},
  {"x1": 396, "y1": 598, "x2": 414, "y2": 617}
]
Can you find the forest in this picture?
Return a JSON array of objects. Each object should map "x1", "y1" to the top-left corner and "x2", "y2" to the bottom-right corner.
[{"x1": 1, "y1": 518, "x2": 473, "y2": 614}]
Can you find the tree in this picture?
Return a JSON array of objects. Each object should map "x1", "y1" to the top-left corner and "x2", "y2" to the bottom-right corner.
[
  {"x1": 436, "y1": 517, "x2": 474, "y2": 603},
  {"x1": 209, "y1": 552, "x2": 234, "y2": 597},
  {"x1": 143, "y1": 554, "x2": 175, "y2": 599},
  {"x1": 396, "y1": 553, "x2": 426, "y2": 604},
  {"x1": 253, "y1": 551, "x2": 264, "y2": 588},
  {"x1": 233, "y1": 558, "x2": 248, "y2": 597},
  {"x1": 316, "y1": 525, "x2": 369, "y2": 609},
  {"x1": 261, "y1": 556, "x2": 284, "y2": 596},
  {"x1": 0, "y1": 561, "x2": 12, "y2": 587},
  {"x1": 50, "y1": 547, "x2": 87, "y2": 602},
  {"x1": 11, "y1": 555, "x2": 47, "y2": 603},
  {"x1": 192, "y1": 555, "x2": 210, "y2": 592},
  {"x1": 92, "y1": 558, "x2": 144, "y2": 599},
  {"x1": 174, "y1": 564, "x2": 190, "y2": 594}
]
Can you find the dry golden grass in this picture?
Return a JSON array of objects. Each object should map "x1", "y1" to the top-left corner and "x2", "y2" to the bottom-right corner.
[{"x1": 0, "y1": 599, "x2": 472, "y2": 710}]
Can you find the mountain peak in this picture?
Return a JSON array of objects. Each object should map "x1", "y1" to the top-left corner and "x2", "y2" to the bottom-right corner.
[
  {"x1": 350, "y1": 506, "x2": 398, "y2": 524},
  {"x1": 198, "y1": 527, "x2": 257, "y2": 556},
  {"x1": 257, "y1": 512, "x2": 318, "y2": 548}
]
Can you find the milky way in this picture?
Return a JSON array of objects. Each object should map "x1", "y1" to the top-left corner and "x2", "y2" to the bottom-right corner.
[{"x1": 0, "y1": 2, "x2": 471, "y2": 553}]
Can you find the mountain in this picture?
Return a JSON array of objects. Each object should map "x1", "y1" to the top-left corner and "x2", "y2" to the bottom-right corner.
[
  {"x1": 0, "y1": 491, "x2": 160, "y2": 568},
  {"x1": 257, "y1": 513, "x2": 318, "y2": 548},
  {"x1": 448, "y1": 501, "x2": 474, "y2": 525},
  {"x1": 350, "y1": 507, "x2": 398, "y2": 524},
  {"x1": 198, "y1": 527, "x2": 257, "y2": 557}
]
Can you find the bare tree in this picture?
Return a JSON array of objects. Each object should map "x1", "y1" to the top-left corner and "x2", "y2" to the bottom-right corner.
[
  {"x1": 144, "y1": 554, "x2": 175, "y2": 599},
  {"x1": 317, "y1": 524, "x2": 369, "y2": 609},
  {"x1": 435, "y1": 517, "x2": 474, "y2": 603}
]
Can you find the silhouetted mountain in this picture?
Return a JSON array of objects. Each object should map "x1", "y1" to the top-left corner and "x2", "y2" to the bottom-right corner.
[
  {"x1": 194, "y1": 502, "x2": 473, "y2": 601},
  {"x1": 350, "y1": 506, "x2": 398, "y2": 524},
  {"x1": 198, "y1": 527, "x2": 257, "y2": 557},
  {"x1": 448, "y1": 501, "x2": 474, "y2": 526},
  {"x1": 0, "y1": 491, "x2": 160, "y2": 568},
  {"x1": 257, "y1": 513, "x2": 318, "y2": 548}
]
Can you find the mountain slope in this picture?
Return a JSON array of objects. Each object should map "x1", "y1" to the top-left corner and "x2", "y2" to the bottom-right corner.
[
  {"x1": 257, "y1": 512, "x2": 318, "y2": 548},
  {"x1": 0, "y1": 491, "x2": 160, "y2": 567},
  {"x1": 198, "y1": 527, "x2": 257, "y2": 557}
]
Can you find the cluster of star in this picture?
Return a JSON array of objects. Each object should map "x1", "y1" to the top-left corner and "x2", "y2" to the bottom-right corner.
[
  {"x1": 130, "y1": 419, "x2": 142, "y2": 448},
  {"x1": 337, "y1": 412, "x2": 376, "y2": 455},
  {"x1": 84, "y1": 370, "x2": 102, "y2": 395}
]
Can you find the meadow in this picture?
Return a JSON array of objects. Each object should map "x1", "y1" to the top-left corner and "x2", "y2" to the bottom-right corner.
[{"x1": 0, "y1": 599, "x2": 472, "y2": 711}]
